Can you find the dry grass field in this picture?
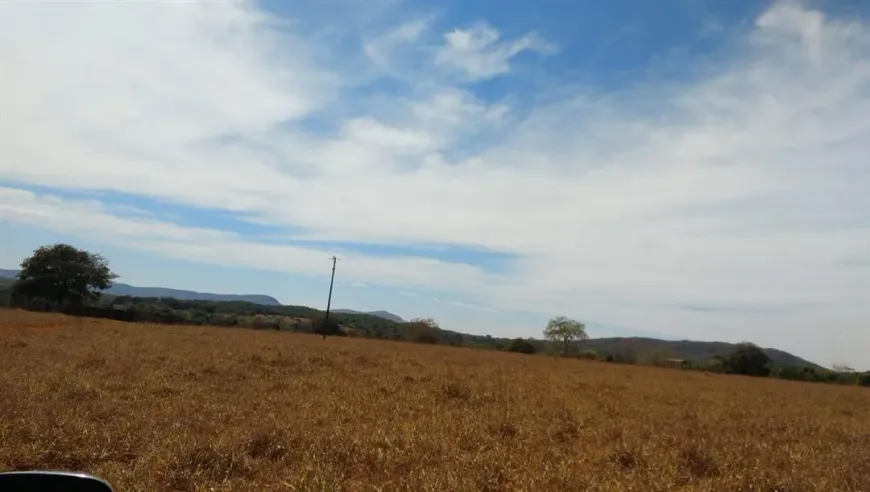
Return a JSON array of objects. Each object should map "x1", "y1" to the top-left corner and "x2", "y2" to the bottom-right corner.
[{"x1": 1, "y1": 309, "x2": 869, "y2": 491}]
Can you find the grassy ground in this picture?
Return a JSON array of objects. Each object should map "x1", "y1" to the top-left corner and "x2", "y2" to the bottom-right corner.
[{"x1": 1, "y1": 309, "x2": 868, "y2": 491}]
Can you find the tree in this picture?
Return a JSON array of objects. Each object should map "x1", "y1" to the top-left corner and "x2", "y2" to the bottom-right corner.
[
  {"x1": 409, "y1": 317, "x2": 439, "y2": 329},
  {"x1": 407, "y1": 318, "x2": 440, "y2": 344},
  {"x1": 721, "y1": 342, "x2": 771, "y2": 377},
  {"x1": 12, "y1": 244, "x2": 118, "y2": 308},
  {"x1": 543, "y1": 316, "x2": 588, "y2": 356}
]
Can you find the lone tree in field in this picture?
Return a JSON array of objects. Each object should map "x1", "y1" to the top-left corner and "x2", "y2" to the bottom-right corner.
[
  {"x1": 721, "y1": 342, "x2": 771, "y2": 377},
  {"x1": 11, "y1": 243, "x2": 118, "y2": 307},
  {"x1": 407, "y1": 317, "x2": 441, "y2": 344},
  {"x1": 543, "y1": 316, "x2": 588, "y2": 356}
]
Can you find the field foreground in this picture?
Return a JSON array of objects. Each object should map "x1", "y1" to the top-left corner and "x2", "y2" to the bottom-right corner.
[{"x1": 1, "y1": 309, "x2": 869, "y2": 491}]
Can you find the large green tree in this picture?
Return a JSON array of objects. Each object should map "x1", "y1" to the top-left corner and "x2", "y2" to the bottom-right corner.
[
  {"x1": 12, "y1": 243, "x2": 118, "y2": 307},
  {"x1": 543, "y1": 316, "x2": 588, "y2": 356}
]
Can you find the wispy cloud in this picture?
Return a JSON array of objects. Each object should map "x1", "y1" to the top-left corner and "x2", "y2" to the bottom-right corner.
[
  {"x1": 449, "y1": 300, "x2": 498, "y2": 313},
  {"x1": 435, "y1": 23, "x2": 557, "y2": 81},
  {"x1": 363, "y1": 18, "x2": 431, "y2": 72}
]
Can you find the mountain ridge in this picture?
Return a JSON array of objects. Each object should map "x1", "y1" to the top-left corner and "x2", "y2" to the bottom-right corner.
[
  {"x1": 332, "y1": 309, "x2": 405, "y2": 323},
  {"x1": 0, "y1": 269, "x2": 281, "y2": 306},
  {"x1": 575, "y1": 337, "x2": 823, "y2": 370}
]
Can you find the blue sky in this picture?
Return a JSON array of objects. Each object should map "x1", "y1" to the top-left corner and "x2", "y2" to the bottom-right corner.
[{"x1": 1, "y1": 0, "x2": 868, "y2": 368}]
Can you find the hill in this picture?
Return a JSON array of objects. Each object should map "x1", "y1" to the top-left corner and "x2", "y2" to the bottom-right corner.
[
  {"x1": 578, "y1": 337, "x2": 822, "y2": 370},
  {"x1": 0, "y1": 269, "x2": 821, "y2": 368},
  {"x1": 332, "y1": 309, "x2": 405, "y2": 323},
  {"x1": 0, "y1": 269, "x2": 280, "y2": 306},
  {"x1": 103, "y1": 284, "x2": 281, "y2": 306}
]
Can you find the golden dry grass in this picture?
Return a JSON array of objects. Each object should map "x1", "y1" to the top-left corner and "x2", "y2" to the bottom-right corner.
[{"x1": 1, "y1": 309, "x2": 869, "y2": 491}]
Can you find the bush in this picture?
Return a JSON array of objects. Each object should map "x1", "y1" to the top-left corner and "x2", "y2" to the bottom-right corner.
[
  {"x1": 414, "y1": 331, "x2": 439, "y2": 344},
  {"x1": 314, "y1": 318, "x2": 345, "y2": 338},
  {"x1": 775, "y1": 366, "x2": 824, "y2": 382},
  {"x1": 577, "y1": 349, "x2": 598, "y2": 360},
  {"x1": 603, "y1": 351, "x2": 635, "y2": 364},
  {"x1": 858, "y1": 372, "x2": 870, "y2": 387},
  {"x1": 721, "y1": 343, "x2": 771, "y2": 377},
  {"x1": 507, "y1": 338, "x2": 536, "y2": 354},
  {"x1": 405, "y1": 319, "x2": 441, "y2": 344}
]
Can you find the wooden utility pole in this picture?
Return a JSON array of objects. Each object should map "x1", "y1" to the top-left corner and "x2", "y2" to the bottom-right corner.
[{"x1": 323, "y1": 256, "x2": 338, "y2": 338}]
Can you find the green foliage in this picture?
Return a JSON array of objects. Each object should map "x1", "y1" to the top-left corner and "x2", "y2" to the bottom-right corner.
[
  {"x1": 858, "y1": 372, "x2": 870, "y2": 387},
  {"x1": 407, "y1": 318, "x2": 441, "y2": 344},
  {"x1": 12, "y1": 244, "x2": 118, "y2": 308},
  {"x1": 543, "y1": 316, "x2": 588, "y2": 356},
  {"x1": 507, "y1": 338, "x2": 536, "y2": 354},
  {"x1": 640, "y1": 347, "x2": 680, "y2": 366},
  {"x1": 721, "y1": 342, "x2": 771, "y2": 377},
  {"x1": 577, "y1": 337, "x2": 818, "y2": 369},
  {"x1": 577, "y1": 349, "x2": 599, "y2": 360},
  {"x1": 775, "y1": 365, "x2": 824, "y2": 382},
  {"x1": 772, "y1": 365, "x2": 863, "y2": 385},
  {"x1": 314, "y1": 317, "x2": 345, "y2": 338},
  {"x1": 603, "y1": 352, "x2": 636, "y2": 364}
]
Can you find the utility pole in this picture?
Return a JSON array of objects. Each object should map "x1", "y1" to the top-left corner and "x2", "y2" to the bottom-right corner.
[{"x1": 323, "y1": 256, "x2": 338, "y2": 338}]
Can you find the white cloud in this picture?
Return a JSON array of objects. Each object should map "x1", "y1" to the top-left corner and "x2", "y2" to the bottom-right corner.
[
  {"x1": 363, "y1": 18, "x2": 430, "y2": 71},
  {"x1": 0, "y1": 187, "x2": 496, "y2": 292},
  {"x1": 343, "y1": 118, "x2": 434, "y2": 151},
  {"x1": 435, "y1": 23, "x2": 557, "y2": 80},
  {"x1": 0, "y1": 1, "x2": 868, "y2": 366},
  {"x1": 449, "y1": 300, "x2": 498, "y2": 313}
]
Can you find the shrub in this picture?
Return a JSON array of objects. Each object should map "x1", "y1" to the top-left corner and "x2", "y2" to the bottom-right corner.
[
  {"x1": 577, "y1": 350, "x2": 598, "y2": 360},
  {"x1": 721, "y1": 343, "x2": 771, "y2": 377},
  {"x1": 858, "y1": 372, "x2": 870, "y2": 387},
  {"x1": 603, "y1": 352, "x2": 635, "y2": 364},
  {"x1": 414, "y1": 331, "x2": 439, "y2": 344},
  {"x1": 314, "y1": 318, "x2": 345, "y2": 338},
  {"x1": 405, "y1": 319, "x2": 440, "y2": 344},
  {"x1": 775, "y1": 366, "x2": 816, "y2": 382},
  {"x1": 507, "y1": 338, "x2": 536, "y2": 354}
]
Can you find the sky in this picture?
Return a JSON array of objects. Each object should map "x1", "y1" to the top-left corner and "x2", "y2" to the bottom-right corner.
[{"x1": 0, "y1": 0, "x2": 867, "y2": 369}]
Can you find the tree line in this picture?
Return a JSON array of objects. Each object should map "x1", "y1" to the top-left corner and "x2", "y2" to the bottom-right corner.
[{"x1": 2, "y1": 243, "x2": 867, "y2": 387}]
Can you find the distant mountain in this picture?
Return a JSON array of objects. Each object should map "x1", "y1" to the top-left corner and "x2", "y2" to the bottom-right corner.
[
  {"x1": 577, "y1": 337, "x2": 821, "y2": 369},
  {"x1": 0, "y1": 269, "x2": 280, "y2": 306},
  {"x1": 332, "y1": 309, "x2": 405, "y2": 323},
  {"x1": 104, "y1": 284, "x2": 281, "y2": 306}
]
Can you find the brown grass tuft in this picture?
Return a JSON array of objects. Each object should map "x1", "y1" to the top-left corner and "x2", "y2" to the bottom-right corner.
[{"x1": 1, "y1": 308, "x2": 869, "y2": 491}]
